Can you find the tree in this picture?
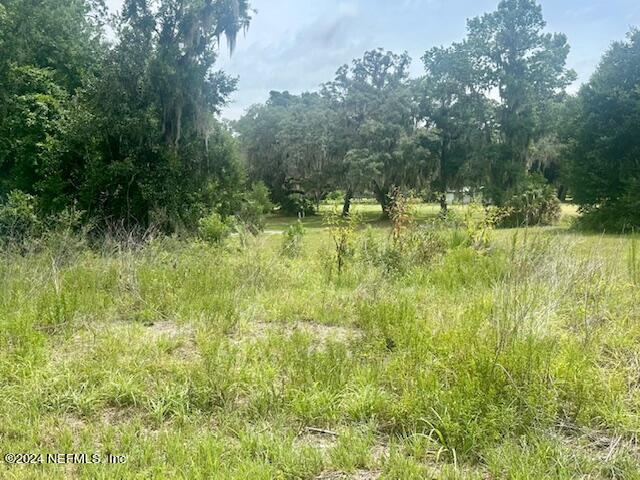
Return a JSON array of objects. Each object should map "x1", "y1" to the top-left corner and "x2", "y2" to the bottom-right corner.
[
  {"x1": 150, "y1": 0, "x2": 250, "y2": 148},
  {"x1": 419, "y1": 43, "x2": 496, "y2": 212},
  {"x1": 236, "y1": 91, "x2": 339, "y2": 215},
  {"x1": 568, "y1": 29, "x2": 640, "y2": 230},
  {"x1": 34, "y1": 0, "x2": 251, "y2": 228},
  {"x1": 465, "y1": 0, "x2": 575, "y2": 203},
  {"x1": 527, "y1": 98, "x2": 576, "y2": 202},
  {"x1": 0, "y1": 0, "x2": 105, "y2": 198},
  {"x1": 322, "y1": 49, "x2": 426, "y2": 215}
]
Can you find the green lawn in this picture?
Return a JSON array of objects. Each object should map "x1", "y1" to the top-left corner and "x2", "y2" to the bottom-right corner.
[
  {"x1": 1, "y1": 204, "x2": 639, "y2": 479},
  {"x1": 265, "y1": 202, "x2": 580, "y2": 232}
]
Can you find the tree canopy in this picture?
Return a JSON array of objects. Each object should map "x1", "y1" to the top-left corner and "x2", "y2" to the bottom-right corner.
[
  {"x1": 0, "y1": 0, "x2": 253, "y2": 230},
  {"x1": 568, "y1": 29, "x2": 640, "y2": 230},
  {"x1": 237, "y1": 0, "x2": 580, "y2": 217},
  {"x1": 1, "y1": 0, "x2": 639, "y2": 232}
]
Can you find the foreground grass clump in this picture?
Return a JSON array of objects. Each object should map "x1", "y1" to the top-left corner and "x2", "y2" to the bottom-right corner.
[{"x1": 0, "y1": 215, "x2": 639, "y2": 479}]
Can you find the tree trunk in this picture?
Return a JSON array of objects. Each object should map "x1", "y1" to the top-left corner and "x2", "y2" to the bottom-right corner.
[
  {"x1": 342, "y1": 188, "x2": 353, "y2": 217},
  {"x1": 373, "y1": 182, "x2": 390, "y2": 218},
  {"x1": 439, "y1": 136, "x2": 449, "y2": 216},
  {"x1": 439, "y1": 193, "x2": 448, "y2": 215},
  {"x1": 557, "y1": 184, "x2": 567, "y2": 202}
]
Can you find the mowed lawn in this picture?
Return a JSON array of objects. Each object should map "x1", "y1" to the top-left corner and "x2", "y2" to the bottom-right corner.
[{"x1": 1, "y1": 204, "x2": 639, "y2": 479}]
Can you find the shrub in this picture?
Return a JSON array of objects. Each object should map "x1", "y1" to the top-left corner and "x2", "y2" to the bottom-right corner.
[
  {"x1": 357, "y1": 226, "x2": 383, "y2": 265},
  {"x1": 247, "y1": 182, "x2": 274, "y2": 215},
  {"x1": 0, "y1": 190, "x2": 42, "y2": 246},
  {"x1": 326, "y1": 190, "x2": 345, "y2": 203},
  {"x1": 388, "y1": 189, "x2": 414, "y2": 250},
  {"x1": 280, "y1": 193, "x2": 316, "y2": 217},
  {"x1": 573, "y1": 199, "x2": 640, "y2": 232},
  {"x1": 281, "y1": 220, "x2": 306, "y2": 258},
  {"x1": 499, "y1": 175, "x2": 561, "y2": 228},
  {"x1": 324, "y1": 208, "x2": 359, "y2": 275},
  {"x1": 232, "y1": 183, "x2": 273, "y2": 235},
  {"x1": 463, "y1": 203, "x2": 502, "y2": 251},
  {"x1": 198, "y1": 212, "x2": 231, "y2": 244},
  {"x1": 406, "y1": 225, "x2": 447, "y2": 265},
  {"x1": 235, "y1": 203, "x2": 265, "y2": 235}
]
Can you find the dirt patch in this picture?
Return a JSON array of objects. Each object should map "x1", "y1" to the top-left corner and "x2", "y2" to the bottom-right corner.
[
  {"x1": 142, "y1": 320, "x2": 194, "y2": 340},
  {"x1": 296, "y1": 428, "x2": 339, "y2": 451},
  {"x1": 48, "y1": 331, "x2": 94, "y2": 365},
  {"x1": 230, "y1": 319, "x2": 362, "y2": 348},
  {"x1": 315, "y1": 470, "x2": 381, "y2": 480},
  {"x1": 49, "y1": 320, "x2": 199, "y2": 366},
  {"x1": 101, "y1": 407, "x2": 138, "y2": 426},
  {"x1": 143, "y1": 321, "x2": 199, "y2": 359},
  {"x1": 57, "y1": 413, "x2": 87, "y2": 433},
  {"x1": 370, "y1": 443, "x2": 389, "y2": 463},
  {"x1": 581, "y1": 429, "x2": 640, "y2": 463}
]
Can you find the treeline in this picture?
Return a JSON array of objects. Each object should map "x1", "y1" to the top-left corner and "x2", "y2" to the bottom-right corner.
[
  {"x1": 0, "y1": 0, "x2": 255, "y2": 235},
  {"x1": 236, "y1": 1, "x2": 640, "y2": 230},
  {"x1": 0, "y1": 0, "x2": 639, "y2": 234}
]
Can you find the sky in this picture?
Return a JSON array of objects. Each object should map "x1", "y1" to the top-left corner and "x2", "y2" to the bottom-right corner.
[{"x1": 105, "y1": 0, "x2": 640, "y2": 120}]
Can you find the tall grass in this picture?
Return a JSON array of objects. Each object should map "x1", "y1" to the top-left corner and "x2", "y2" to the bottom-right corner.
[{"x1": 0, "y1": 219, "x2": 639, "y2": 479}]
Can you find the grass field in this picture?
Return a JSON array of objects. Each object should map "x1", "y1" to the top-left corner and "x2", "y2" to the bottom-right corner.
[{"x1": 1, "y1": 203, "x2": 639, "y2": 479}]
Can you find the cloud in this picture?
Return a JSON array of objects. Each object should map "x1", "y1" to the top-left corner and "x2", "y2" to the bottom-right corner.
[
  {"x1": 337, "y1": 2, "x2": 358, "y2": 16},
  {"x1": 220, "y1": 5, "x2": 373, "y2": 118}
]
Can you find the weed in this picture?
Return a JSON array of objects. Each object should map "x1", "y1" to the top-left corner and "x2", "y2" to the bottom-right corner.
[
  {"x1": 324, "y1": 208, "x2": 359, "y2": 275},
  {"x1": 0, "y1": 210, "x2": 639, "y2": 479},
  {"x1": 281, "y1": 220, "x2": 306, "y2": 258}
]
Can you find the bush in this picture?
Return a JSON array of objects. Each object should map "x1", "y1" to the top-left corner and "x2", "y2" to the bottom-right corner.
[
  {"x1": 198, "y1": 212, "x2": 231, "y2": 244},
  {"x1": 573, "y1": 188, "x2": 640, "y2": 232},
  {"x1": 280, "y1": 193, "x2": 316, "y2": 217},
  {"x1": 499, "y1": 175, "x2": 561, "y2": 228},
  {"x1": 246, "y1": 182, "x2": 274, "y2": 215},
  {"x1": 326, "y1": 190, "x2": 345, "y2": 203},
  {"x1": 357, "y1": 226, "x2": 383, "y2": 265},
  {"x1": 235, "y1": 203, "x2": 265, "y2": 235},
  {"x1": 234, "y1": 183, "x2": 274, "y2": 235},
  {"x1": 324, "y1": 208, "x2": 359, "y2": 275},
  {"x1": 0, "y1": 190, "x2": 41, "y2": 246},
  {"x1": 406, "y1": 226, "x2": 447, "y2": 265}
]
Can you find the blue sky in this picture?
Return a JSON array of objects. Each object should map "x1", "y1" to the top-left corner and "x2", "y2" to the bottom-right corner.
[{"x1": 105, "y1": 0, "x2": 640, "y2": 119}]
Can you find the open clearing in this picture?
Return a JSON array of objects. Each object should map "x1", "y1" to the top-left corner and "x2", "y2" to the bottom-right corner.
[{"x1": 1, "y1": 205, "x2": 639, "y2": 479}]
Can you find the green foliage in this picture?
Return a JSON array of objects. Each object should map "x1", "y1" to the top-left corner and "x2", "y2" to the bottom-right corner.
[
  {"x1": 375, "y1": 225, "x2": 447, "y2": 276},
  {"x1": 197, "y1": 212, "x2": 231, "y2": 244},
  {"x1": 499, "y1": 175, "x2": 561, "y2": 228},
  {"x1": 324, "y1": 49, "x2": 429, "y2": 214},
  {"x1": 280, "y1": 192, "x2": 317, "y2": 217},
  {"x1": 236, "y1": 91, "x2": 338, "y2": 213},
  {"x1": 326, "y1": 190, "x2": 345, "y2": 203},
  {"x1": 234, "y1": 182, "x2": 274, "y2": 235},
  {"x1": 238, "y1": 1, "x2": 575, "y2": 216},
  {"x1": 246, "y1": 182, "x2": 274, "y2": 215},
  {"x1": 281, "y1": 220, "x2": 306, "y2": 258},
  {"x1": 324, "y1": 208, "x2": 359, "y2": 275},
  {"x1": 569, "y1": 29, "x2": 640, "y2": 231},
  {"x1": 0, "y1": 190, "x2": 41, "y2": 245},
  {"x1": 420, "y1": 42, "x2": 494, "y2": 211},
  {"x1": 357, "y1": 198, "x2": 446, "y2": 275},
  {"x1": 0, "y1": 215, "x2": 639, "y2": 478},
  {"x1": 0, "y1": 0, "x2": 252, "y2": 229},
  {"x1": 466, "y1": 0, "x2": 576, "y2": 201},
  {"x1": 388, "y1": 189, "x2": 415, "y2": 248}
]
